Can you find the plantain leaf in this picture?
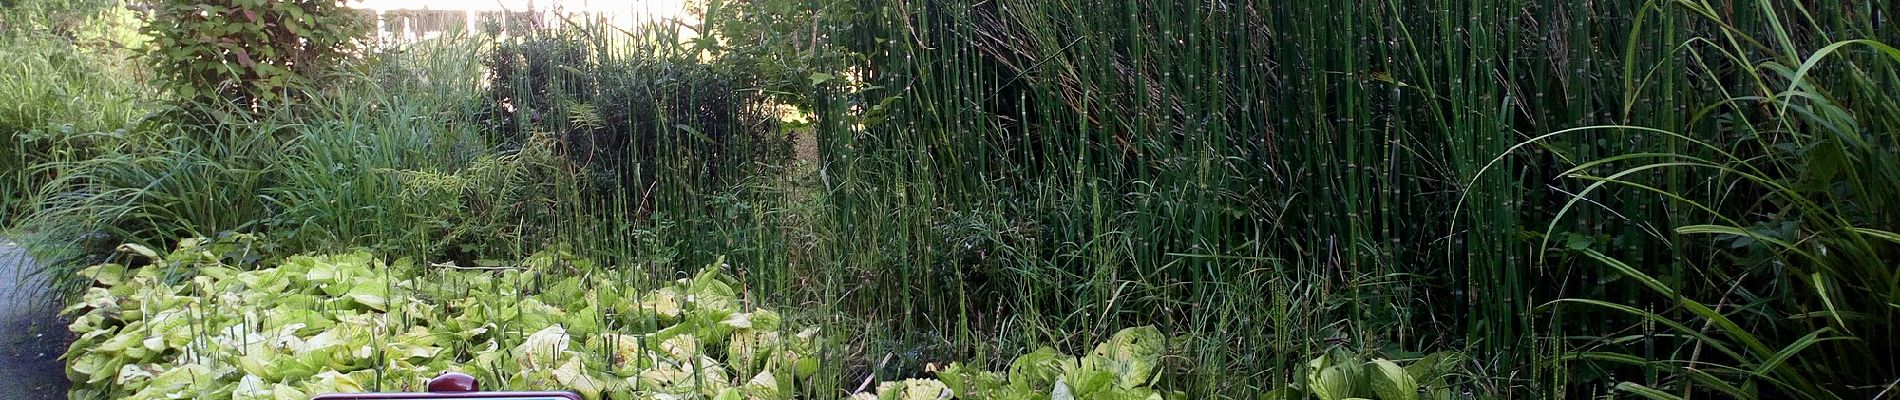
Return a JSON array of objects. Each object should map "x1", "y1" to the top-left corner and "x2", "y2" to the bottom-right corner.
[
  {"x1": 1081, "y1": 326, "x2": 1166, "y2": 388},
  {"x1": 1369, "y1": 359, "x2": 1417, "y2": 400}
]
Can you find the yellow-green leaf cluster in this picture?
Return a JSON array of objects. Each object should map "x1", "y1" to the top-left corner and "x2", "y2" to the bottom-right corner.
[
  {"x1": 876, "y1": 327, "x2": 1187, "y2": 400},
  {"x1": 1292, "y1": 350, "x2": 1460, "y2": 400},
  {"x1": 63, "y1": 241, "x2": 822, "y2": 400},
  {"x1": 65, "y1": 239, "x2": 1203, "y2": 400}
]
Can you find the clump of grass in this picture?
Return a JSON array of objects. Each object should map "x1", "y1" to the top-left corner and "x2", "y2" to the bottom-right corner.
[
  {"x1": 1528, "y1": 2, "x2": 1900, "y2": 397},
  {"x1": 11, "y1": 0, "x2": 1896, "y2": 398},
  {"x1": 0, "y1": 28, "x2": 154, "y2": 225},
  {"x1": 13, "y1": 119, "x2": 283, "y2": 293},
  {"x1": 738, "y1": 0, "x2": 1897, "y2": 397},
  {"x1": 785, "y1": 0, "x2": 1403, "y2": 396},
  {"x1": 9, "y1": 31, "x2": 548, "y2": 293}
]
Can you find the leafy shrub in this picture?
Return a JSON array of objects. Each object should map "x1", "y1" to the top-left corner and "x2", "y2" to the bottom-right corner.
[
  {"x1": 13, "y1": 123, "x2": 281, "y2": 290},
  {"x1": 692, "y1": 0, "x2": 869, "y2": 111},
  {"x1": 138, "y1": 0, "x2": 369, "y2": 109},
  {"x1": 14, "y1": 31, "x2": 570, "y2": 297},
  {"x1": 1261, "y1": 349, "x2": 1462, "y2": 400},
  {"x1": 251, "y1": 34, "x2": 550, "y2": 265},
  {"x1": 62, "y1": 238, "x2": 1196, "y2": 400},
  {"x1": 919, "y1": 327, "x2": 1188, "y2": 400},
  {"x1": 481, "y1": 35, "x2": 593, "y2": 146},
  {"x1": 371, "y1": 132, "x2": 569, "y2": 264},
  {"x1": 63, "y1": 240, "x2": 828, "y2": 400},
  {"x1": 480, "y1": 32, "x2": 786, "y2": 204},
  {"x1": 0, "y1": 13, "x2": 154, "y2": 224},
  {"x1": 1536, "y1": 9, "x2": 1900, "y2": 398},
  {"x1": 0, "y1": 0, "x2": 146, "y2": 46}
]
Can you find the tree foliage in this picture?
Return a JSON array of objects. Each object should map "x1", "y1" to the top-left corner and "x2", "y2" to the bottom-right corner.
[{"x1": 139, "y1": 0, "x2": 369, "y2": 110}]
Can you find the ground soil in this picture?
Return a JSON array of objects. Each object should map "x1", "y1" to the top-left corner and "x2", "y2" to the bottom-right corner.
[{"x1": 1, "y1": 240, "x2": 71, "y2": 400}]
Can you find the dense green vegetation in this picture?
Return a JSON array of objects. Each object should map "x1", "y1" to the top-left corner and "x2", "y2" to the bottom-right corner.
[
  {"x1": 137, "y1": 0, "x2": 370, "y2": 110},
  {"x1": 0, "y1": 0, "x2": 151, "y2": 224},
  {"x1": 3, "y1": 0, "x2": 1896, "y2": 399},
  {"x1": 63, "y1": 238, "x2": 1464, "y2": 400},
  {"x1": 62, "y1": 238, "x2": 838, "y2": 400}
]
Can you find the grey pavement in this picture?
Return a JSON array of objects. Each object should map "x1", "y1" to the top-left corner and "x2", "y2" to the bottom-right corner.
[{"x1": 2, "y1": 239, "x2": 70, "y2": 400}]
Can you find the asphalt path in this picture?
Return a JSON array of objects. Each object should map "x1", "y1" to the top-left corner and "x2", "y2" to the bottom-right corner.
[{"x1": 1, "y1": 240, "x2": 70, "y2": 400}]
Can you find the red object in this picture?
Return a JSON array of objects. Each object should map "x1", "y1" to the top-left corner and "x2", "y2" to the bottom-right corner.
[
  {"x1": 426, "y1": 372, "x2": 480, "y2": 392},
  {"x1": 309, "y1": 372, "x2": 582, "y2": 400}
]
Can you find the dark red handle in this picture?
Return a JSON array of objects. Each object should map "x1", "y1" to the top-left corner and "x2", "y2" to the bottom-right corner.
[
  {"x1": 426, "y1": 372, "x2": 479, "y2": 392},
  {"x1": 309, "y1": 371, "x2": 581, "y2": 399}
]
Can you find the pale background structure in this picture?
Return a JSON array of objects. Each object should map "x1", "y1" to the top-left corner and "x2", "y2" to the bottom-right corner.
[{"x1": 350, "y1": 0, "x2": 694, "y2": 41}]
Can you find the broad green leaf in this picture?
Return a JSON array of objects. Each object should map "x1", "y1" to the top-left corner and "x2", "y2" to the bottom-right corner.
[
  {"x1": 809, "y1": 72, "x2": 835, "y2": 86},
  {"x1": 1009, "y1": 347, "x2": 1073, "y2": 389},
  {"x1": 513, "y1": 325, "x2": 573, "y2": 370},
  {"x1": 1081, "y1": 326, "x2": 1166, "y2": 388},
  {"x1": 1614, "y1": 382, "x2": 1687, "y2": 400},
  {"x1": 739, "y1": 370, "x2": 782, "y2": 399},
  {"x1": 1310, "y1": 364, "x2": 1359, "y2": 400},
  {"x1": 552, "y1": 357, "x2": 611, "y2": 400},
  {"x1": 117, "y1": 243, "x2": 161, "y2": 260},
  {"x1": 79, "y1": 264, "x2": 130, "y2": 287},
  {"x1": 876, "y1": 379, "x2": 951, "y2": 400},
  {"x1": 1050, "y1": 376, "x2": 1076, "y2": 400},
  {"x1": 1369, "y1": 359, "x2": 1417, "y2": 400},
  {"x1": 1402, "y1": 352, "x2": 1460, "y2": 386},
  {"x1": 1260, "y1": 388, "x2": 1306, "y2": 400},
  {"x1": 937, "y1": 362, "x2": 1005, "y2": 399},
  {"x1": 1062, "y1": 368, "x2": 1118, "y2": 398}
]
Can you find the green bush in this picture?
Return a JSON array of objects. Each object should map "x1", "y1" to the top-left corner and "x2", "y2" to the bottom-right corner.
[
  {"x1": 61, "y1": 239, "x2": 826, "y2": 400},
  {"x1": 260, "y1": 36, "x2": 567, "y2": 263},
  {"x1": 1258, "y1": 349, "x2": 1462, "y2": 400},
  {"x1": 59, "y1": 238, "x2": 1193, "y2": 400},
  {"x1": 12, "y1": 122, "x2": 281, "y2": 285},
  {"x1": 138, "y1": 0, "x2": 369, "y2": 110},
  {"x1": 481, "y1": 35, "x2": 593, "y2": 147},
  {"x1": 13, "y1": 33, "x2": 554, "y2": 292},
  {"x1": 1542, "y1": 28, "x2": 1900, "y2": 400},
  {"x1": 480, "y1": 31, "x2": 786, "y2": 206},
  {"x1": 0, "y1": 0, "x2": 126, "y2": 37},
  {"x1": 0, "y1": 8, "x2": 154, "y2": 226}
]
